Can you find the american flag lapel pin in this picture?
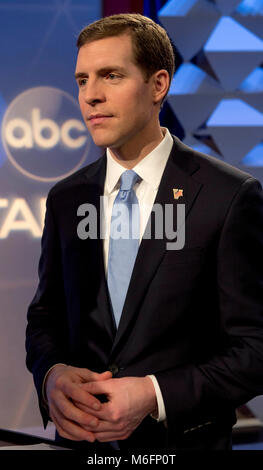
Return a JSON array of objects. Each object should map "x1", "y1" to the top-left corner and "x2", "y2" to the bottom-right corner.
[{"x1": 173, "y1": 188, "x2": 183, "y2": 200}]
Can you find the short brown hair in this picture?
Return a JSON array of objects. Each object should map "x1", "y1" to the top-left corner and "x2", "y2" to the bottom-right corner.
[{"x1": 77, "y1": 13, "x2": 175, "y2": 93}]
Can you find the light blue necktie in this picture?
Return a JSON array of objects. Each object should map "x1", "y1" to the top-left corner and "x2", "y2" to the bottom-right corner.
[{"x1": 107, "y1": 170, "x2": 140, "y2": 328}]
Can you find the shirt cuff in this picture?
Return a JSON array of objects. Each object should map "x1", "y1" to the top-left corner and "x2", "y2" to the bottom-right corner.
[
  {"x1": 147, "y1": 374, "x2": 167, "y2": 422},
  {"x1": 42, "y1": 363, "x2": 67, "y2": 404}
]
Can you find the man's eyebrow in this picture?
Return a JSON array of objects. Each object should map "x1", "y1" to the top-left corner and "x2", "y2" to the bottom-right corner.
[
  {"x1": 75, "y1": 72, "x2": 87, "y2": 80},
  {"x1": 75, "y1": 66, "x2": 126, "y2": 79},
  {"x1": 98, "y1": 66, "x2": 126, "y2": 74}
]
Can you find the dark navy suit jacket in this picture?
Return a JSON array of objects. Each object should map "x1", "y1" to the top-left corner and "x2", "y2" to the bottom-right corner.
[{"x1": 26, "y1": 136, "x2": 263, "y2": 450}]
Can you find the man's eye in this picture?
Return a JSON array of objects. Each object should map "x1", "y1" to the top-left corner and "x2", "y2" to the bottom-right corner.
[
  {"x1": 107, "y1": 73, "x2": 118, "y2": 80},
  {"x1": 78, "y1": 78, "x2": 87, "y2": 87}
]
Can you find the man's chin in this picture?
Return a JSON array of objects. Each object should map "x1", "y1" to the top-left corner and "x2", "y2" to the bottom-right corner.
[
  {"x1": 91, "y1": 137, "x2": 118, "y2": 148},
  {"x1": 88, "y1": 129, "x2": 124, "y2": 149},
  {"x1": 93, "y1": 141, "x2": 113, "y2": 148}
]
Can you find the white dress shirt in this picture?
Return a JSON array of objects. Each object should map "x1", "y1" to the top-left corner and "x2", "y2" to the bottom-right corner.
[{"x1": 104, "y1": 127, "x2": 173, "y2": 422}]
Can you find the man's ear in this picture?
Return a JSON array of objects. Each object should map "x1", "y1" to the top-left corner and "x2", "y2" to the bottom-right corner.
[{"x1": 152, "y1": 69, "x2": 170, "y2": 105}]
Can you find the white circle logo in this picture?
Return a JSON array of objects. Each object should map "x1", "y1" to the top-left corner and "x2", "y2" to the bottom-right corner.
[{"x1": 1, "y1": 86, "x2": 90, "y2": 182}]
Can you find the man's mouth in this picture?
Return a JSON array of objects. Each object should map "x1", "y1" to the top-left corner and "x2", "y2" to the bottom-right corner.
[{"x1": 88, "y1": 114, "x2": 113, "y2": 125}]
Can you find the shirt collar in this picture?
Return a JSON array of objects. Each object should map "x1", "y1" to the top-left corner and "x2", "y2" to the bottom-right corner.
[{"x1": 105, "y1": 128, "x2": 173, "y2": 194}]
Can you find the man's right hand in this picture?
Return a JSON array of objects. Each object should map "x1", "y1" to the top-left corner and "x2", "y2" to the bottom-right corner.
[{"x1": 45, "y1": 364, "x2": 112, "y2": 442}]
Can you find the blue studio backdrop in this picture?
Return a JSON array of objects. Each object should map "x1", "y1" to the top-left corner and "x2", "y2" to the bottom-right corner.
[{"x1": 0, "y1": 0, "x2": 102, "y2": 436}]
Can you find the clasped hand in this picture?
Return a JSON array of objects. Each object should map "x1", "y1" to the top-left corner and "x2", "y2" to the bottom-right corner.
[{"x1": 45, "y1": 365, "x2": 157, "y2": 442}]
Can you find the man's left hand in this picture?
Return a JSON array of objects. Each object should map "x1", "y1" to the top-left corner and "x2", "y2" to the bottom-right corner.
[{"x1": 75, "y1": 376, "x2": 157, "y2": 442}]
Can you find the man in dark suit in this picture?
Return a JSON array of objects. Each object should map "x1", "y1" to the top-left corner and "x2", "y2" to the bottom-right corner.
[{"x1": 26, "y1": 14, "x2": 263, "y2": 451}]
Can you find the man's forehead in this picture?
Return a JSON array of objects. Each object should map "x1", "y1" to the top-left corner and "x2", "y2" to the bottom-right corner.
[
  {"x1": 75, "y1": 35, "x2": 135, "y2": 70},
  {"x1": 79, "y1": 33, "x2": 133, "y2": 54}
]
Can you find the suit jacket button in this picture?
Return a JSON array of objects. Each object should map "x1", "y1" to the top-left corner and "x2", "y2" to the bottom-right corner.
[{"x1": 109, "y1": 364, "x2": 119, "y2": 375}]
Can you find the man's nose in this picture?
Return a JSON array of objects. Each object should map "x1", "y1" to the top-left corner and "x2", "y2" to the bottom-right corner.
[{"x1": 83, "y1": 80, "x2": 105, "y2": 106}]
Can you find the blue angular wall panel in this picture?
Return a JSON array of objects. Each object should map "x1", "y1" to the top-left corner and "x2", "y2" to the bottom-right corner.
[
  {"x1": 214, "y1": 0, "x2": 241, "y2": 15},
  {"x1": 204, "y1": 17, "x2": 263, "y2": 90},
  {"x1": 159, "y1": 0, "x2": 221, "y2": 61},
  {"x1": 158, "y1": 0, "x2": 263, "y2": 183},
  {"x1": 168, "y1": 63, "x2": 223, "y2": 131}
]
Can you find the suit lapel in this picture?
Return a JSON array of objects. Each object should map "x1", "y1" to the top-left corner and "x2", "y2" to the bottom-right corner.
[
  {"x1": 78, "y1": 155, "x2": 117, "y2": 342},
  {"x1": 110, "y1": 137, "x2": 203, "y2": 356}
]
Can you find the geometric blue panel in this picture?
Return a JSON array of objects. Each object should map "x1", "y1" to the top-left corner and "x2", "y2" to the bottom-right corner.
[
  {"x1": 169, "y1": 62, "x2": 223, "y2": 93},
  {"x1": 238, "y1": 91, "x2": 263, "y2": 114},
  {"x1": 242, "y1": 142, "x2": 263, "y2": 166},
  {"x1": 229, "y1": 67, "x2": 263, "y2": 113},
  {"x1": 233, "y1": 12, "x2": 263, "y2": 40},
  {"x1": 235, "y1": 0, "x2": 263, "y2": 15},
  {"x1": 160, "y1": 0, "x2": 197, "y2": 15},
  {"x1": 238, "y1": 68, "x2": 263, "y2": 112},
  {"x1": 214, "y1": 0, "x2": 241, "y2": 15},
  {"x1": 206, "y1": 127, "x2": 263, "y2": 165},
  {"x1": 204, "y1": 16, "x2": 263, "y2": 51},
  {"x1": 207, "y1": 98, "x2": 263, "y2": 125},
  {"x1": 159, "y1": 0, "x2": 221, "y2": 60},
  {"x1": 239, "y1": 67, "x2": 263, "y2": 92},
  {"x1": 206, "y1": 99, "x2": 263, "y2": 163},
  {"x1": 204, "y1": 16, "x2": 263, "y2": 90},
  {"x1": 183, "y1": 133, "x2": 221, "y2": 157},
  {"x1": 168, "y1": 63, "x2": 223, "y2": 131}
]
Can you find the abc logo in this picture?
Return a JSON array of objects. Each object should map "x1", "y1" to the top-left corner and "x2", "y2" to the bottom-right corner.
[{"x1": 1, "y1": 87, "x2": 90, "y2": 182}]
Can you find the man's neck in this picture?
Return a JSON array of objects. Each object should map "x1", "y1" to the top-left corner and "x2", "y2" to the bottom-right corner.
[{"x1": 108, "y1": 126, "x2": 164, "y2": 169}]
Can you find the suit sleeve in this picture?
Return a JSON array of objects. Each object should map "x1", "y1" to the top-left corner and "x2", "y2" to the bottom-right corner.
[
  {"x1": 25, "y1": 192, "x2": 69, "y2": 426},
  {"x1": 155, "y1": 177, "x2": 263, "y2": 437}
]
